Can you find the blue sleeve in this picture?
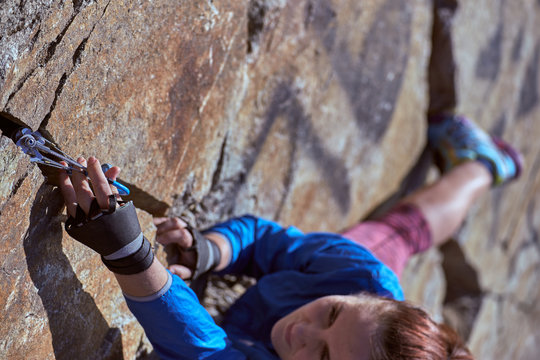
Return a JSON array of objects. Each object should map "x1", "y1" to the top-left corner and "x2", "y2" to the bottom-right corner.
[
  {"x1": 207, "y1": 215, "x2": 404, "y2": 300},
  {"x1": 205, "y1": 215, "x2": 305, "y2": 278},
  {"x1": 205, "y1": 215, "x2": 327, "y2": 278},
  {"x1": 125, "y1": 272, "x2": 246, "y2": 360}
]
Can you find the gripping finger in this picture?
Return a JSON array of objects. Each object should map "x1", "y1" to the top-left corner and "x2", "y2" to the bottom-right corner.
[
  {"x1": 155, "y1": 228, "x2": 193, "y2": 248},
  {"x1": 155, "y1": 217, "x2": 188, "y2": 235},
  {"x1": 86, "y1": 157, "x2": 112, "y2": 209},
  {"x1": 104, "y1": 165, "x2": 122, "y2": 200},
  {"x1": 72, "y1": 157, "x2": 94, "y2": 214},
  {"x1": 104, "y1": 165, "x2": 121, "y2": 182},
  {"x1": 169, "y1": 264, "x2": 193, "y2": 280},
  {"x1": 58, "y1": 161, "x2": 77, "y2": 217}
]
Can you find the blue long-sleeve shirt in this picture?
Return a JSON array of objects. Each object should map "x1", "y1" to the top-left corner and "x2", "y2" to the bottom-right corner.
[{"x1": 125, "y1": 215, "x2": 403, "y2": 359}]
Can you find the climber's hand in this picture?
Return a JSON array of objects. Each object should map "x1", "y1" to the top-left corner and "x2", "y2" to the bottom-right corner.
[
  {"x1": 58, "y1": 156, "x2": 121, "y2": 217},
  {"x1": 153, "y1": 217, "x2": 196, "y2": 279},
  {"x1": 58, "y1": 157, "x2": 155, "y2": 275}
]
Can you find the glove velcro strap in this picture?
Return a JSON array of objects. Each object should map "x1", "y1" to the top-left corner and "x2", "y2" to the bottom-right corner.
[
  {"x1": 65, "y1": 201, "x2": 142, "y2": 257},
  {"x1": 101, "y1": 236, "x2": 154, "y2": 275},
  {"x1": 184, "y1": 225, "x2": 221, "y2": 280}
]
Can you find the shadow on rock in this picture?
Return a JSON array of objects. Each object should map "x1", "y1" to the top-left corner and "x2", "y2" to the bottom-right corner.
[
  {"x1": 23, "y1": 184, "x2": 124, "y2": 360},
  {"x1": 363, "y1": 145, "x2": 433, "y2": 221},
  {"x1": 440, "y1": 238, "x2": 483, "y2": 342}
]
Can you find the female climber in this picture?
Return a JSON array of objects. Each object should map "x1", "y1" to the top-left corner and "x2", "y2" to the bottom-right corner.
[{"x1": 58, "y1": 114, "x2": 521, "y2": 359}]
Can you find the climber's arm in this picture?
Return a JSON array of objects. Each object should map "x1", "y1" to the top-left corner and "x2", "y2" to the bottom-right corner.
[{"x1": 58, "y1": 156, "x2": 244, "y2": 359}]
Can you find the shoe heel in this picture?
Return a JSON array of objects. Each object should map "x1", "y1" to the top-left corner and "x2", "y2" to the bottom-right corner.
[{"x1": 491, "y1": 136, "x2": 523, "y2": 180}]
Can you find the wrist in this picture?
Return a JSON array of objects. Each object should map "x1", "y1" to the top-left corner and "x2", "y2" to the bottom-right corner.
[
  {"x1": 204, "y1": 232, "x2": 231, "y2": 272},
  {"x1": 114, "y1": 258, "x2": 169, "y2": 298}
]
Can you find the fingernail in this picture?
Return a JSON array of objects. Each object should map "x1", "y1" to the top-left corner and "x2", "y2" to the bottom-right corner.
[{"x1": 88, "y1": 156, "x2": 96, "y2": 164}]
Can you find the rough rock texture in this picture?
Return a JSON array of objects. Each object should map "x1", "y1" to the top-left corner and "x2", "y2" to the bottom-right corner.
[
  {"x1": 0, "y1": 0, "x2": 430, "y2": 358},
  {"x1": 0, "y1": 0, "x2": 537, "y2": 359}
]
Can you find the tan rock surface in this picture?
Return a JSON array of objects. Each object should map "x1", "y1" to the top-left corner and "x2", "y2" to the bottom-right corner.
[{"x1": 1, "y1": 0, "x2": 430, "y2": 358}]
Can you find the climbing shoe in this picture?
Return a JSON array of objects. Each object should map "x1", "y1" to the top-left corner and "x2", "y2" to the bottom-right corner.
[{"x1": 428, "y1": 114, "x2": 523, "y2": 186}]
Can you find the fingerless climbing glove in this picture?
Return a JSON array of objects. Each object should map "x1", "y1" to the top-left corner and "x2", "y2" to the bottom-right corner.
[
  {"x1": 65, "y1": 195, "x2": 154, "y2": 275},
  {"x1": 183, "y1": 224, "x2": 221, "y2": 280}
]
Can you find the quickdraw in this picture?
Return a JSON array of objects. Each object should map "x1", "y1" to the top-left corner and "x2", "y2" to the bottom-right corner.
[{"x1": 13, "y1": 128, "x2": 130, "y2": 195}]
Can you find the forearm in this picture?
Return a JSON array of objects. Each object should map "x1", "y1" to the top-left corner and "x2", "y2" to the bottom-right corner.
[
  {"x1": 205, "y1": 215, "x2": 307, "y2": 277},
  {"x1": 202, "y1": 215, "x2": 262, "y2": 275},
  {"x1": 114, "y1": 257, "x2": 169, "y2": 297},
  {"x1": 123, "y1": 266, "x2": 242, "y2": 359}
]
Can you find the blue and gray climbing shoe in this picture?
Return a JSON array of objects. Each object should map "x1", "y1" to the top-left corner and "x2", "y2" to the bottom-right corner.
[{"x1": 428, "y1": 114, "x2": 523, "y2": 186}]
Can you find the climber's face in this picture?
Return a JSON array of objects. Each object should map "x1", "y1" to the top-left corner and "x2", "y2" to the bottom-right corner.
[{"x1": 271, "y1": 295, "x2": 377, "y2": 360}]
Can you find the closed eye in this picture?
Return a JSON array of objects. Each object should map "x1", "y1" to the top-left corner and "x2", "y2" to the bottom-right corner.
[
  {"x1": 320, "y1": 304, "x2": 343, "y2": 360},
  {"x1": 327, "y1": 303, "x2": 342, "y2": 327},
  {"x1": 320, "y1": 345, "x2": 329, "y2": 360}
]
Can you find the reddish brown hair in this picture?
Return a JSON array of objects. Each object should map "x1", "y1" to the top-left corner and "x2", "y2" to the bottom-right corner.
[{"x1": 355, "y1": 294, "x2": 474, "y2": 360}]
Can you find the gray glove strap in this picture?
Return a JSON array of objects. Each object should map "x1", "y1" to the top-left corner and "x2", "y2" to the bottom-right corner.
[
  {"x1": 101, "y1": 237, "x2": 154, "y2": 275},
  {"x1": 184, "y1": 225, "x2": 221, "y2": 280}
]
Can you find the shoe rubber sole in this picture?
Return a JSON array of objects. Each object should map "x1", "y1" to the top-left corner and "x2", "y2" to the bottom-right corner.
[{"x1": 491, "y1": 136, "x2": 523, "y2": 182}]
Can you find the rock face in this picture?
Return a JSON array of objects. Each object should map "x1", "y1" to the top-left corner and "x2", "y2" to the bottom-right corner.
[{"x1": 0, "y1": 0, "x2": 537, "y2": 359}]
